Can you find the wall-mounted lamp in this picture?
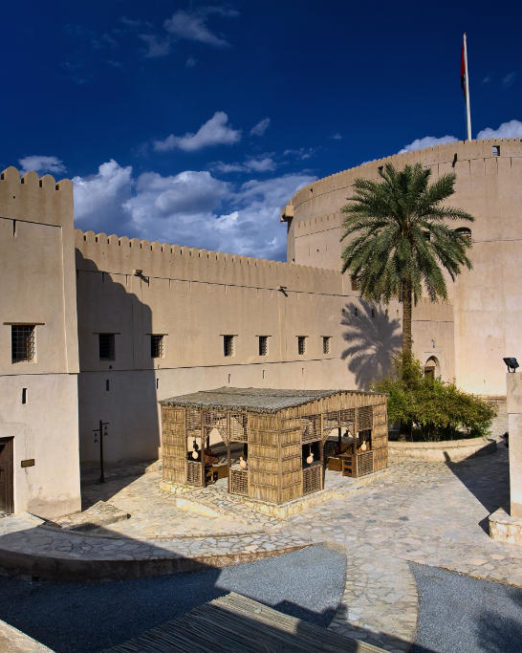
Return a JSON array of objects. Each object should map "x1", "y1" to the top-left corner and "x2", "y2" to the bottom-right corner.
[
  {"x1": 279, "y1": 285, "x2": 288, "y2": 297},
  {"x1": 503, "y1": 357, "x2": 519, "y2": 373}
]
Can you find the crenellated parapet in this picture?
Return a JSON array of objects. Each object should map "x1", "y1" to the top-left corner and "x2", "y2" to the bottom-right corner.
[
  {"x1": 0, "y1": 166, "x2": 73, "y2": 228},
  {"x1": 75, "y1": 229, "x2": 345, "y2": 295},
  {"x1": 287, "y1": 138, "x2": 522, "y2": 220}
]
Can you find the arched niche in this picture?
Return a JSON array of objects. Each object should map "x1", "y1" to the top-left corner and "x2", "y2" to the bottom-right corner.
[{"x1": 424, "y1": 355, "x2": 440, "y2": 380}]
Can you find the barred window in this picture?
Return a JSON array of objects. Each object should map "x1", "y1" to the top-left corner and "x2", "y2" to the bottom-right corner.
[
  {"x1": 223, "y1": 335, "x2": 235, "y2": 357},
  {"x1": 99, "y1": 333, "x2": 115, "y2": 361},
  {"x1": 258, "y1": 335, "x2": 269, "y2": 356},
  {"x1": 12, "y1": 325, "x2": 35, "y2": 363},
  {"x1": 322, "y1": 336, "x2": 331, "y2": 355},
  {"x1": 297, "y1": 336, "x2": 307, "y2": 355},
  {"x1": 151, "y1": 334, "x2": 164, "y2": 358}
]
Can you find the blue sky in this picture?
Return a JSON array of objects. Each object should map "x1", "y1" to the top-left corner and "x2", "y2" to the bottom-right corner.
[{"x1": 2, "y1": 0, "x2": 522, "y2": 260}]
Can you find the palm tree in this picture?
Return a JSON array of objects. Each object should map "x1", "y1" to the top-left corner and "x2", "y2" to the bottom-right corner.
[{"x1": 341, "y1": 162, "x2": 474, "y2": 361}]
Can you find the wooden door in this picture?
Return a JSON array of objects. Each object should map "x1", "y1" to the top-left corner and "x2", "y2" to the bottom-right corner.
[{"x1": 0, "y1": 438, "x2": 14, "y2": 514}]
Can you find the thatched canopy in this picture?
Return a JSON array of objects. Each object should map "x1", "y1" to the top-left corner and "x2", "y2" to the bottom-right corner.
[
  {"x1": 161, "y1": 386, "x2": 388, "y2": 504},
  {"x1": 159, "y1": 386, "x2": 370, "y2": 413}
]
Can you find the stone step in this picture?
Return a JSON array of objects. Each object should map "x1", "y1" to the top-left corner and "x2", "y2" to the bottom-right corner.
[{"x1": 102, "y1": 591, "x2": 386, "y2": 653}]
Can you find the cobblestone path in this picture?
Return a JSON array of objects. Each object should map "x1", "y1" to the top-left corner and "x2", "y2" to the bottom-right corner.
[{"x1": 1, "y1": 444, "x2": 521, "y2": 652}]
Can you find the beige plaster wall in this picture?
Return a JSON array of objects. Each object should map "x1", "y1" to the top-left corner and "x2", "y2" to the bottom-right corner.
[
  {"x1": 75, "y1": 226, "x2": 455, "y2": 463},
  {"x1": 0, "y1": 374, "x2": 80, "y2": 517},
  {"x1": 284, "y1": 139, "x2": 522, "y2": 395},
  {"x1": 0, "y1": 167, "x2": 81, "y2": 517}
]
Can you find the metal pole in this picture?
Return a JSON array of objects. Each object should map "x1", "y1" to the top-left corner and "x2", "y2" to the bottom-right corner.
[
  {"x1": 463, "y1": 33, "x2": 472, "y2": 141},
  {"x1": 99, "y1": 419, "x2": 105, "y2": 483}
]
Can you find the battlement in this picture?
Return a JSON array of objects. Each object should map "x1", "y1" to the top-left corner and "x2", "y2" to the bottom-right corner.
[
  {"x1": 290, "y1": 138, "x2": 522, "y2": 212},
  {"x1": 0, "y1": 166, "x2": 73, "y2": 228},
  {"x1": 75, "y1": 229, "x2": 344, "y2": 295}
]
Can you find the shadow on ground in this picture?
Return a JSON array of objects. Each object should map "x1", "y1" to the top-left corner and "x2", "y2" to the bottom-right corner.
[
  {"x1": 0, "y1": 526, "x2": 352, "y2": 653},
  {"x1": 444, "y1": 443, "x2": 510, "y2": 533}
]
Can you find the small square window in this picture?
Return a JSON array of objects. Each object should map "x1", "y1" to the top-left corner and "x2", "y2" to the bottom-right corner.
[
  {"x1": 151, "y1": 334, "x2": 164, "y2": 358},
  {"x1": 223, "y1": 335, "x2": 235, "y2": 357},
  {"x1": 258, "y1": 335, "x2": 269, "y2": 356},
  {"x1": 351, "y1": 276, "x2": 360, "y2": 291},
  {"x1": 297, "y1": 336, "x2": 307, "y2": 355},
  {"x1": 492, "y1": 145, "x2": 500, "y2": 157},
  {"x1": 12, "y1": 325, "x2": 35, "y2": 363},
  {"x1": 322, "y1": 336, "x2": 331, "y2": 355},
  {"x1": 99, "y1": 333, "x2": 115, "y2": 361}
]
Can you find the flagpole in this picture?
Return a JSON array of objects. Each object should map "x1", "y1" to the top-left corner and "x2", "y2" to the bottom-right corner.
[{"x1": 463, "y1": 33, "x2": 472, "y2": 141}]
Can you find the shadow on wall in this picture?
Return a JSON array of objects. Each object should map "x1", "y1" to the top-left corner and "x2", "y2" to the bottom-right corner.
[
  {"x1": 75, "y1": 250, "x2": 160, "y2": 474},
  {"x1": 341, "y1": 301, "x2": 401, "y2": 389}
]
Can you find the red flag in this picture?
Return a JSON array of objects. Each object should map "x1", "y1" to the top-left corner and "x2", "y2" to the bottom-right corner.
[{"x1": 461, "y1": 43, "x2": 466, "y2": 97}]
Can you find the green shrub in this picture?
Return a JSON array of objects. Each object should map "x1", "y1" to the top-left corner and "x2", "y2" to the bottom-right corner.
[{"x1": 373, "y1": 354, "x2": 496, "y2": 441}]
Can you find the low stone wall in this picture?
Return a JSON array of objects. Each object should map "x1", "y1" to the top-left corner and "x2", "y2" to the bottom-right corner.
[{"x1": 389, "y1": 437, "x2": 496, "y2": 463}]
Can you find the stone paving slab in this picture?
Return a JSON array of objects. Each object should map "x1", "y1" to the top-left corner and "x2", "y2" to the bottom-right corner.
[{"x1": 0, "y1": 444, "x2": 521, "y2": 652}]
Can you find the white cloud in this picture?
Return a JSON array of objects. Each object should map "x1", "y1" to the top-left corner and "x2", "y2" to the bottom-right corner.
[
  {"x1": 477, "y1": 119, "x2": 522, "y2": 140},
  {"x1": 73, "y1": 160, "x2": 133, "y2": 233},
  {"x1": 331, "y1": 132, "x2": 342, "y2": 140},
  {"x1": 244, "y1": 156, "x2": 277, "y2": 172},
  {"x1": 185, "y1": 56, "x2": 197, "y2": 68},
  {"x1": 212, "y1": 155, "x2": 277, "y2": 174},
  {"x1": 126, "y1": 170, "x2": 229, "y2": 219},
  {"x1": 154, "y1": 112, "x2": 241, "y2": 152},
  {"x1": 250, "y1": 118, "x2": 270, "y2": 136},
  {"x1": 139, "y1": 34, "x2": 171, "y2": 58},
  {"x1": 164, "y1": 7, "x2": 238, "y2": 48},
  {"x1": 212, "y1": 161, "x2": 246, "y2": 173},
  {"x1": 283, "y1": 147, "x2": 315, "y2": 161},
  {"x1": 72, "y1": 160, "x2": 314, "y2": 260},
  {"x1": 502, "y1": 72, "x2": 517, "y2": 88},
  {"x1": 19, "y1": 155, "x2": 66, "y2": 175},
  {"x1": 399, "y1": 135, "x2": 457, "y2": 153}
]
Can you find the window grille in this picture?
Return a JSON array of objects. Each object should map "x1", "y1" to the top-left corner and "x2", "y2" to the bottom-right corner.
[
  {"x1": 223, "y1": 335, "x2": 235, "y2": 357},
  {"x1": 230, "y1": 469, "x2": 248, "y2": 496},
  {"x1": 151, "y1": 334, "x2": 164, "y2": 358},
  {"x1": 297, "y1": 336, "x2": 306, "y2": 355},
  {"x1": 350, "y1": 276, "x2": 360, "y2": 291},
  {"x1": 303, "y1": 464, "x2": 322, "y2": 495},
  {"x1": 11, "y1": 325, "x2": 35, "y2": 363},
  {"x1": 358, "y1": 405, "x2": 373, "y2": 431},
  {"x1": 229, "y1": 412, "x2": 248, "y2": 441},
  {"x1": 258, "y1": 335, "x2": 269, "y2": 356},
  {"x1": 99, "y1": 333, "x2": 115, "y2": 361},
  {"x1": 322, "y1": 336, "x2": 331, "y2": 354}
]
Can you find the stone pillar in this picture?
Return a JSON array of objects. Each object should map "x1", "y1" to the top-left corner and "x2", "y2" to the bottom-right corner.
[
  {"x1": 507, "y1": 373, "x2": 522, "y2": 518},
  {"x1": 489, "y1": 372, "x2": 522, "y2": 544}
]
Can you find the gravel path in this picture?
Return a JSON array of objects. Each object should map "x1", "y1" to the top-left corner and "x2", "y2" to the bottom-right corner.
[
  {"x1": 410, "y1": 563, "x2": 522, "y2": 653},
  {"x1": 0, "y1": 545, "x2": 345, "y2": 653}
]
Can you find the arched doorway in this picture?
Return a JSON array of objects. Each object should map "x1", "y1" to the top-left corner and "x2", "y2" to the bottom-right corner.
[{"x1": 424, "y1": 356, "x2": 440, "y2": 380}]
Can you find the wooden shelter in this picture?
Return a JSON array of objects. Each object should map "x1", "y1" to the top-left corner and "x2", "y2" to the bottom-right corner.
[{"x1": 160, "y1": 387, "x2": 388, "y2": 505}]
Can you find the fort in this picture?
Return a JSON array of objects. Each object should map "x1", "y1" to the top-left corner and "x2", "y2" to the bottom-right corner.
[{"x1": 1, "y1": 137, "x2": 521, "y2": 517}]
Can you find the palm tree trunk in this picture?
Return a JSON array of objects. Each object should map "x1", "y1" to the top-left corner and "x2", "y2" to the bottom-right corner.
[{"x1": 402, "y1": 281, "x2": 413, "y2": 358}]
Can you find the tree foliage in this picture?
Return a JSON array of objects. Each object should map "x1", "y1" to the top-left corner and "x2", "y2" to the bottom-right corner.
[
  {"x1": 341, "y1": 163, "x2": 474, "y2": 357},
  {"x1": 374, "y1": 354, "x2": 496, "y2": 441}
]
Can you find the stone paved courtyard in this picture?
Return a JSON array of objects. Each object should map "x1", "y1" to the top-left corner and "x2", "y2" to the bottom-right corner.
[{"x1": 0, "y1": 442, "x2": 521, "y2": 652}]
